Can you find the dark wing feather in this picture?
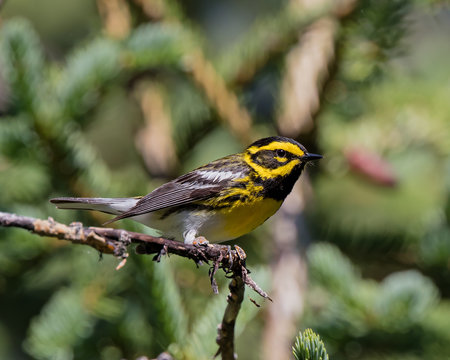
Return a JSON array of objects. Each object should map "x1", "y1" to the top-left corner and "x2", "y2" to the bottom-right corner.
[
  {"x1": 106, "y1": 154, "x2": 249, "y2": 223},
  {"x1": 106, "y1": 171, "x2": 226, "y2": 223}
]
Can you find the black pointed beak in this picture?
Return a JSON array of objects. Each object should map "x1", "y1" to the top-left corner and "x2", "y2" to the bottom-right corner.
[{"x1": 301, "y1": 153, "x2": 323, "y2": 162}]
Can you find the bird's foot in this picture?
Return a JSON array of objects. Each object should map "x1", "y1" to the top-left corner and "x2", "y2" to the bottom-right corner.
[
  {"x1": 192, "y1": 236, "x2": 209, "y2": 246},
  {"x1": 234, "y1": 245, "x2": 247, "y2": 260}
]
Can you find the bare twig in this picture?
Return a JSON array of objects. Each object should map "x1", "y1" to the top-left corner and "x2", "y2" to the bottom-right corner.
[
  {"x1": 0, "y1": 212, "x2": 120, "y2": 255},
  {"x1": 215, "y1": 276, "x2": 244, "y2": 360},
  {"x1": 0, "y1": 211, "x2": 270, "y2": 300},
  {"x1": 214, "y1": 253, "x2": 271, "y2": 359}
]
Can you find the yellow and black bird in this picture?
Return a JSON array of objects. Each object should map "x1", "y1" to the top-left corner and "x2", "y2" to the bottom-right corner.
[{"x1": 51, "y1": 136, "x2": 322, "y2": 244}]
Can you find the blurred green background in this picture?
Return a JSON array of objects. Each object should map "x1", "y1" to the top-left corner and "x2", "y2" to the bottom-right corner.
[{"x1": 0, "y1": 0, "x2": 449, "y2": 359}]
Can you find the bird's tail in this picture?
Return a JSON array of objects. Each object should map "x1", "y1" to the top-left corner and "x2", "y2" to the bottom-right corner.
[{"x1": 50, "y1": 197, "x2": 140, "y2": 215}]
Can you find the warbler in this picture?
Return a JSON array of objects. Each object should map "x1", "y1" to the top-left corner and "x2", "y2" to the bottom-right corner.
[{"x1": 51, "y1": 136, "x2": 322, "y2": 244}]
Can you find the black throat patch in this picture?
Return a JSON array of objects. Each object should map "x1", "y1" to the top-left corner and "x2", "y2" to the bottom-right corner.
[{"x1": 253, "y1": 163, "x2": 305, "y2": 201}]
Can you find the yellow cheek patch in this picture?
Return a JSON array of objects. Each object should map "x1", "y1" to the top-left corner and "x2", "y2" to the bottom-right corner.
[
  {"x1": 244, "y1": 153, "x2": 300, "y2": 179},
  {"x1": 247, "y1": 141, "x2": 305, "y2": 157}
]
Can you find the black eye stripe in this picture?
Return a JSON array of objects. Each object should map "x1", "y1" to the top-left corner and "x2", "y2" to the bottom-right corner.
[{"x1": 250, "y1": 149, "x2": 296, "y2": 169}]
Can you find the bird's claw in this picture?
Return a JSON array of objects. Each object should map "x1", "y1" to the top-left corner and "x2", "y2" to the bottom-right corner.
[{"x1": 234, "y1": 245, "x2": 246, "y2": 260}]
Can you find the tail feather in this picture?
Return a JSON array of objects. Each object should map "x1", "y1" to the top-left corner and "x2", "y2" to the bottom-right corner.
[{"x1": 50, "y1": 197, "x2": 139, "y2": 215}]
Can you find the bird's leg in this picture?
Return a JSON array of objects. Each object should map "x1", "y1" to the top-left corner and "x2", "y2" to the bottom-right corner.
[
  {"x1": 183, "y1": 229, "x2": 209, "y2": 246},
  {"x1": 224, "y1": 245, "x2": 247, "y2": 277},
  {"x1": 225, "y1": 245, "x2": 233, "y2": 270}
]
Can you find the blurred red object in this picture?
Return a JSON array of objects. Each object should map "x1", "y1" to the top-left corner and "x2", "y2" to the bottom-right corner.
[{"x1": 346, "y1": 148, "x2": 397, "y2": 187}]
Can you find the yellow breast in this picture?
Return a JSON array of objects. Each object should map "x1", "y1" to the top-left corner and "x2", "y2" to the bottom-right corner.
[{"x1": 214, "y1": 197, "x2": 282, "y2": 240}]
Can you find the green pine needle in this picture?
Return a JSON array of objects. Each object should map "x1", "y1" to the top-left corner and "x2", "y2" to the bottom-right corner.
[{"x1": 293, "y1": 328, "x2": 329, "y2": 360}]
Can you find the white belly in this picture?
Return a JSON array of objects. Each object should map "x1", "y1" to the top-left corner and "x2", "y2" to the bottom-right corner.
[{"x1": 131, "y1": 209, "x2": 222, "y2": 243}]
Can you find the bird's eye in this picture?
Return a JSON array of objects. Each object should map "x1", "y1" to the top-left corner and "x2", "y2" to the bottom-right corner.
[{"x1": 276, "y1": 149, "x2": 286, "y2": 157}]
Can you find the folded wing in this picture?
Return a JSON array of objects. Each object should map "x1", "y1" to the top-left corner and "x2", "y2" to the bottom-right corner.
[{"x1": 106, "y1": 169, "x2": 230, "y2": 223}]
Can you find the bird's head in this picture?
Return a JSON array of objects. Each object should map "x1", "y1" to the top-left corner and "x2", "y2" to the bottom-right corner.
[{"x1": 244, "y1": 136, "x2": 322, "y2": 180}]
